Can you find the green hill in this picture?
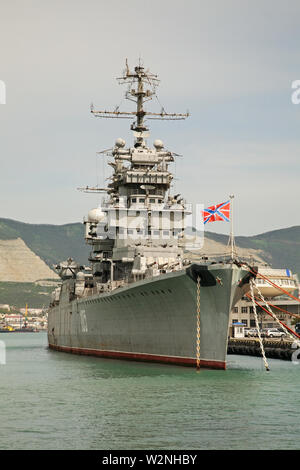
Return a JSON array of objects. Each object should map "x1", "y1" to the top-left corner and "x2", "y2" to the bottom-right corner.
[
  {"x1": 0, "y1": 218, "x2": 299, "y2": 276},
  {"x1": 0, "y1": 218, "x2": 90, "y2": 267},
  {"x1": 0, "y1": 218, "x2": 298, "y2": 308},
  {"x1": 0, "y1": 281, "x2": 57, "y2": 309},
  {"x1": 206, "y1": 225, "x2": 300, "y2": 278}
]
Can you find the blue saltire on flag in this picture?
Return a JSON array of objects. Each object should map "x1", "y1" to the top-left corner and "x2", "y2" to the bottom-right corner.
[{"x1": 202, "y1": 200, "x2": 231, "y2": 225}]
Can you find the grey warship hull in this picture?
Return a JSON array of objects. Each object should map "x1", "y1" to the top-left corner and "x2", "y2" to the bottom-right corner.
[
  {"x1": 48, "y1": 62, "x2": 253, "y2": 369},
  {"x1": 48, "y1": 263, "x2": 251, "y2": 369}
]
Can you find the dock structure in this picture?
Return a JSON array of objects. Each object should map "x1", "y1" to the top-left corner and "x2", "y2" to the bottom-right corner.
[{"x1": 227, "y1": 337, "x2": 299, "y2": 361}]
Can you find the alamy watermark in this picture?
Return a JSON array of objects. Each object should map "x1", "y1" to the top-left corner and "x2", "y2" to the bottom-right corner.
[
  {"x1": 0, "y1": 341, "x2": 6, "y2": 365},
  {"x1": 0, "y1": 80, "x2": 6, "y2": 104},
  {"x1": 89, "y1": 202, "x2": 205, "y2": 251},
  {"x1": 291, "y1": 80, "x2": 300, "y2": 105},
  {"x1": 291, "y1": 341, "x2": 300, "y2": 365}
]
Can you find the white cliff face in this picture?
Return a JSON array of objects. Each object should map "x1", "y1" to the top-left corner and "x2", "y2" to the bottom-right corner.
[{"x1": 0, "y1": 238, "x2": 59, "y2": 282}]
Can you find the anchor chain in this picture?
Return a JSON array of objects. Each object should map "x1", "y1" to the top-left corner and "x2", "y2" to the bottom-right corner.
[
  {"x1": 196, "y1": 276, "x2": 201, "y2": 371},
  {"x1": 250, "y1": 279, "x2": 270, "y2": 372}
]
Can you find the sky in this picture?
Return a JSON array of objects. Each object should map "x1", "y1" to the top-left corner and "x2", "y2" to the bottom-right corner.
[{"x1": 0, "y1": 0, "x2": 299, "y2": 236}]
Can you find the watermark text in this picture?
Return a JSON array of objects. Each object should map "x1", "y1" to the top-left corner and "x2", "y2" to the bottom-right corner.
[
  {"x1": 0, "y1": 80, "x2": 6, "y2": 104},
  {"x1": 291, "y1": 80, "x2": 300, "y2": 104},
  {"x1": 0, "y1": 341, "x2": 6, "y2": 365}
]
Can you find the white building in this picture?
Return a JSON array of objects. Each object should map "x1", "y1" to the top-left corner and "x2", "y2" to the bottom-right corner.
[{"x1": 5, "y1": 314, "x2": 24, "y2": 328}]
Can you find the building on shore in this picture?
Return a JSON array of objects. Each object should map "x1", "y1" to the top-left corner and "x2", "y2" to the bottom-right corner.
[
  {"x1": 4, "y1": 314, "x2": 24, "y2": 329},
  {"x1": 0, "y1": 304, "x2": 10, "y2": 311},
  {"x1": 230, "y1": 296, "x2": 300, "y2": 329},
  {"x1": 3, "y1": 312, "x2": 48, "y2": 330},
  {"x1": 230, "y1": 267, "x2": 299, "y2": 330}
]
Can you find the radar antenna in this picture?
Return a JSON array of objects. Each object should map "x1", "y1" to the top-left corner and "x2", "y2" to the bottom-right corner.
[{"x1": 91, "y1": 59, "x2": 189, "y2": 146}]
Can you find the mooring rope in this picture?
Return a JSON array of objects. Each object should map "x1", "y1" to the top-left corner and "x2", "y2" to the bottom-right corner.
[
  {"x1": 245, "y1": 266, "x2": 300, "y2": 303},
  {"x1": 254, "y1": 283, "x2": 300, "y2": 346},
  {"x1": 196, "y1": 276, "x2": 201, "y2": 371},
  {"x1": 249, "y1": 279, "x2": 270, "y2": 371},
  {"x1": 245, "y1": 293, "x2": 300, "y2": 340},
  {"x1": 253, "y1": 297, "x2": 300, "y2": 320}
]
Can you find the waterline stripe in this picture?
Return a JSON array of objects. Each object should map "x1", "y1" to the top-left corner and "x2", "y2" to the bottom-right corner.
[{"x1": 48, "y1": 343, "x2": 226, "y2": 369}]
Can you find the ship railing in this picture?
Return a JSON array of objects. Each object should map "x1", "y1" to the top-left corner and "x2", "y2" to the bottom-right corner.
[{"x1": 186, "y1": 250, "x2": 261, "y2": 261}]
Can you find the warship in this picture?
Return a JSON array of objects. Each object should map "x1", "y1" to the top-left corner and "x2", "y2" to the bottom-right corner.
[{"x1": 48, "y1": 61, "x2": 254, "y2": 369}]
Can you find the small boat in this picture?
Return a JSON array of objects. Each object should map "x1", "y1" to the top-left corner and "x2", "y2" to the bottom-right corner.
[{"x1": 0, "y1": 326, "x2": 15, "y2": 333}]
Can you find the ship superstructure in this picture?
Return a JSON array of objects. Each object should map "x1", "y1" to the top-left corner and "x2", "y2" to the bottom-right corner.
[
  {"x1": 83, "y1": 62, "x2": 191, "y2": 288},
  {"x1": 48, "y1": 62, "x2": 254, "y2": 369}
]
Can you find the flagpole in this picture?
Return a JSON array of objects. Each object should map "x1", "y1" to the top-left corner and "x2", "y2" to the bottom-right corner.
[{"x1": 228, "y1": 194, "x2": 235, "y2": 260}]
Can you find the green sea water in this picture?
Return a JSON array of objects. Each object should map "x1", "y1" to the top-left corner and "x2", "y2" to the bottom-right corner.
[{"x1": 0, "y1": 332, "x2": 299, "y2": 450}]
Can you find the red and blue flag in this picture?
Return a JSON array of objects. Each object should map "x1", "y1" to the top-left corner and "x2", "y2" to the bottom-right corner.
[{"x1": 202, "y1": 200, "x2": 231, "y2": 225}]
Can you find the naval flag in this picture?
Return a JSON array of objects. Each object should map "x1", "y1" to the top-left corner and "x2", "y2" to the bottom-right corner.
[{"x1": 202, "y1": 200, "x2": 231, "y2": 225}]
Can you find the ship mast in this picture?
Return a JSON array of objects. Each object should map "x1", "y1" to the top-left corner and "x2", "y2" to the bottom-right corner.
[
  {"x1": 91, "y1": 59, "x2": 189, "y2": 146},
  {"x1": 227, "y1": 194, "x2": 237, "y2": 260}
]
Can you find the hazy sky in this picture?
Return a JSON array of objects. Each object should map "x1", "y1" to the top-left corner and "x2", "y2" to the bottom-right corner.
[{"x1": 0, "y1": 0, "x2": 299, "y2": 236}]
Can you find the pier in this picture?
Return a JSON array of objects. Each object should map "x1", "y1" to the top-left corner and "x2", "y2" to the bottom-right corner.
[{"x1": 227, "y1": 337, "x2": 299, "y2": 361}]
